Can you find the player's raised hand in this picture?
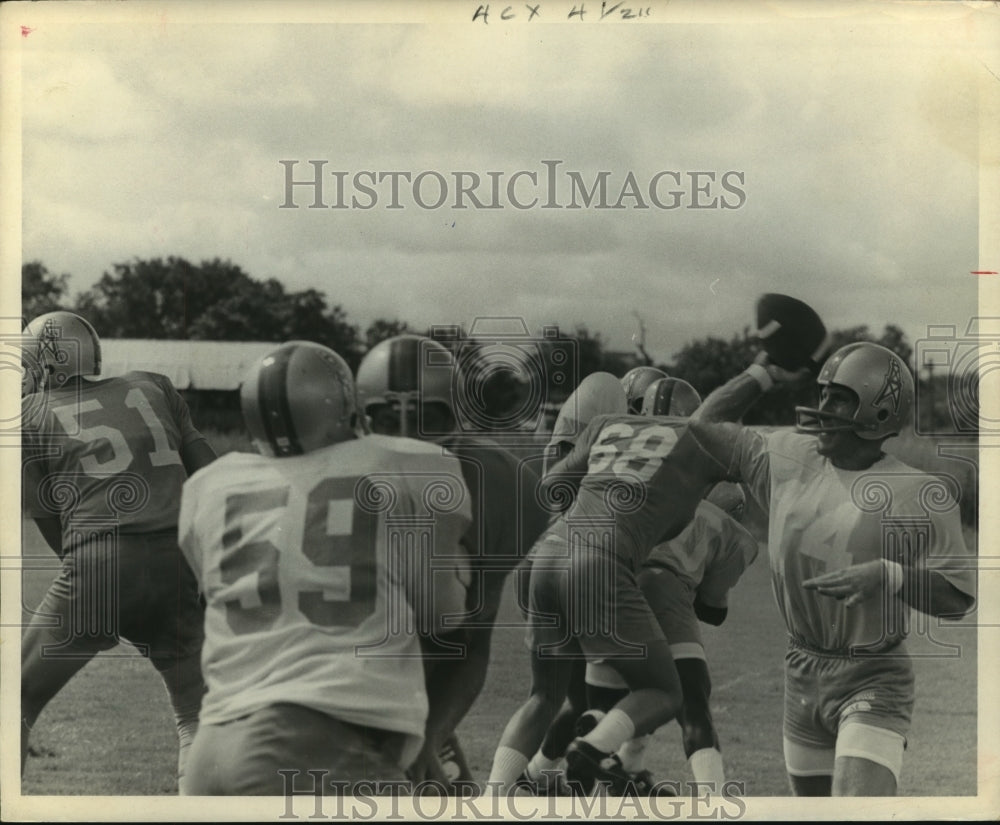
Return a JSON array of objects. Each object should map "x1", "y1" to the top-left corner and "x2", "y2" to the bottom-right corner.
[
  {"x1": 802, "y1": 560, "x2": 890, "y2": 608},
  {"x1": 753, "y1": 351, "x2": 813, "y2": 388}
]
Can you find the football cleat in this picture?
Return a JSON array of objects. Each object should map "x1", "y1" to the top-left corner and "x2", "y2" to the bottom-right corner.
[
  {"x1": 515, "y1": 767, "x2": 570, "y2": 796},
  {"x1": 564, "y1": 738, "x2": 631, "y2": 796},
  {"x1": 624, "y1": 769, "x2": 678, "y2": 798},
  {"x1": 573, "y1": 709, "x2": 606, "y2": 738}
]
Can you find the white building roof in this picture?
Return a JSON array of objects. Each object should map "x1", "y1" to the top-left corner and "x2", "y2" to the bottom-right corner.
[{"x1": 101, "y1": 339, "x2": 278, "y2": 390}]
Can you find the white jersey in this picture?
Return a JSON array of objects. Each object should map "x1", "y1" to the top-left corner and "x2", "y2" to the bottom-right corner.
[
  {"x1": 645, "y1": 500, "x2": 759, "y2": 608},
  {"x1": 735, "y1": 428, "x2": 975, "y2": 652},
  {"x1": 545, "y1": 372, "x2": 627, "y2": 475},
  {"x1": 179, "y1": 435, "x2": 472, "y2": 765}
]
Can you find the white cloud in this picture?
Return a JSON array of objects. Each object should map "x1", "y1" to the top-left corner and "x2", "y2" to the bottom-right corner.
[{"x1": 16, "y1": 6, "x2": 991, "y2": 361}]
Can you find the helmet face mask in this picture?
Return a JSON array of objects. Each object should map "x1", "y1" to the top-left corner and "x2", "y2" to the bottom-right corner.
[
  {"x1": 794, "y1": 389, "x2": 872, "y2": 436},
  {"x1": 355, "y1": 335, "x2": 457, "y2": 441},
  {"x1": 23, "y1": 311, "x2": 102, "y2": 392},
  {"x1": 241, "y1": 341, "x2": 357, "y2": 458},
  {"x1": 365, "y1": 398, "x2": 453, "y2": 439},
  {"x1": 795, "y1": 342, "x2": 914, "y2": 442}
]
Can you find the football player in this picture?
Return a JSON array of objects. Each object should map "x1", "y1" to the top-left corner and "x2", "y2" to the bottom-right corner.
[
  {"x1": 355, "y1": 335, "x2": 551, "y2": 790},
  {"x1": 516, "y1": 373, "x2": 629, "y2": 795},
  {"x1": 178, "y1": 341, "x2": 473, "y2": 794},
  {"x1": 584, "y1": 482, "x2": 758, "y2": 792},
  {"x1": 487, "y1": 361, "x2": 802, "y2": 796},
  {"x1": 544, "y1": 371, "x2": 629, "y2": 475},
  {"x1": 20, "y1": 311, "x2": 215, "y2": 784},
  {"x1": 667, "y1": 342, "x2": 976, "y2": 795},
  {"x1": 580, "y1": 378, "x2": 760, "y2": 792}
]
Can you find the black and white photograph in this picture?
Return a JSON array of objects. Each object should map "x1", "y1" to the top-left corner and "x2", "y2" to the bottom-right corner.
[{"x1": 2, "y1": 0, "x2": 998, "y2": 820}]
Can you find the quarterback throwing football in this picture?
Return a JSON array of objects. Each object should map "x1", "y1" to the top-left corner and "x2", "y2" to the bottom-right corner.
[{"x1": 669, "y1": 342, "x2": 975, "y2": 795}]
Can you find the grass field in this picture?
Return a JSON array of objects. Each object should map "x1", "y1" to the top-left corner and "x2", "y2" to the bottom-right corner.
[
  {"x1": 17, "y1": 425, "x2": 981, "y2": 797},
  {"x1": 19, "y1": 520, "x2": 978, "y2": 797}
]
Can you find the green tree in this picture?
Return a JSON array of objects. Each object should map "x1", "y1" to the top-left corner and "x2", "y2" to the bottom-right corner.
[
  {"x1": 75, "y1": 257, "x2": 254, "y2": 338},
  {"x1": 826, "y1": 324, "x2": 913, "y2": 367},
  {"x1": 73, "y1": 256, "x2": 362, "y2": 364},
  {"x1": 22, "y1": 261, "x2": 70, "y2": 320},
  {"x1": 571, "y1": 325, "x2": 607, "y2": 380},
  {"x1": 364, "y1": 318, "x2": 413, "y2": 350},
  {"x1": 669, "y1": 328, "x2": 758, "y2": 398}
]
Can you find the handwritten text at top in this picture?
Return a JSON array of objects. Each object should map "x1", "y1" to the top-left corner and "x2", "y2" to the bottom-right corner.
[{"x1": 472, "y1": 3, "x2": 653, "y2": 23}]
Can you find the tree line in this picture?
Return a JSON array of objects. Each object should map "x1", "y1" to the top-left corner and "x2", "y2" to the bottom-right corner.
[
  {"x1": 22, "y1": 256, "x2": 927, "y2": 429},
  {"x1": 24, "y1": 257, "x2": 975, "y2": 527}
]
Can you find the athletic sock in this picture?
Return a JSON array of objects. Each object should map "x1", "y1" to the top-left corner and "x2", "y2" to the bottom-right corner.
[
  {"x1": 526, "y1": 751, "x2": 562, "y2": 778},
  {"x1": 688, "y1": 747, "x2": 725, "y2": 790},
  {"x1": 487, "y1": 746, "x2": 530, "y2": 790},
  {"x1": 617, "y1": 734, "x2": 651, "y2": 773},
  {"x1": 580, "y1": 708, "x2": 635, "y2": 755}
]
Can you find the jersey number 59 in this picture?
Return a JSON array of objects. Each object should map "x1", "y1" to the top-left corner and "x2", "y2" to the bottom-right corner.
[{"x1": 218, "y1": 477, "x2": 379, "y2": 635}]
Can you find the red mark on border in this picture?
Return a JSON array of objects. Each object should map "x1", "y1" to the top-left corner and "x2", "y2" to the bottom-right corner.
[
  {"x1": 972, "y1": 271, "x2": 998, "y2": 275},
  {"x1": 21, "y1": 25, "x2": 35, "y2": 38}
]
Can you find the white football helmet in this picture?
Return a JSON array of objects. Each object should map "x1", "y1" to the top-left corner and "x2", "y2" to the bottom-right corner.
[
  {"x1": 550, "y1": 371, "x2": 628, "y2": 442},
  {"x1": 22, "y1": 311, "x2": 101, "y2": 392},
  {"x1": 240, "y1": 341, "x2": 357, "y2": 457},
  {"x1": 795, "y1": 342, "x2": 914, "y2": 440}
]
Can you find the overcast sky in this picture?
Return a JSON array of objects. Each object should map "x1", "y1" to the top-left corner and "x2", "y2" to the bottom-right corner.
[{"x1": 11, "y1": 1, "x2": 999, "y2": 366}]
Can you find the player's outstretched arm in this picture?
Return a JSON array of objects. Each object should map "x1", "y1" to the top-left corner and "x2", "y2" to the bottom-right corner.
[
  {"x1": 803, "y1": 560, "x2": 974, "y2": 618},
  {"x1": 673, "y1": 420, "x2": 745, "y2": 482},
  {"x1": 692, "y1": 353, "x2": 811, "y2": 424},
  {"x1": 899, "y1": 564, "x2": 975, "y2": 617}
]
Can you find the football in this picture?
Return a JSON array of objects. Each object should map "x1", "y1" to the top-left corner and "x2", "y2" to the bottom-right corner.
[{"x1": 754, "y1": 293, "x2": 831, "y2": 373}]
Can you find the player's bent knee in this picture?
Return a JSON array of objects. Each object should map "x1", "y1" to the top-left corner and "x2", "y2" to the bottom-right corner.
[
  {"x1": 586, "y1": 661, "x2": 628, "y2": 690},
  {"x1": 834, "y1": 722, "x2": 905, "y2": 786}
]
